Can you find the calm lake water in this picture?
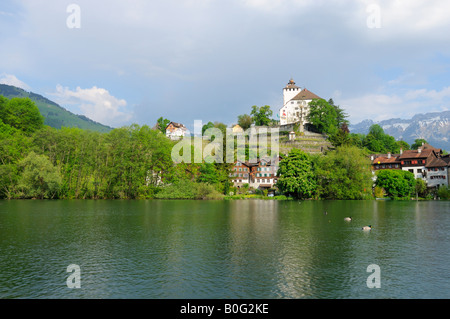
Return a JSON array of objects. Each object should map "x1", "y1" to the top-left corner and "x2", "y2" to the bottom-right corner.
[{"x1": 0, "y1": 199, "x2": 449, "y2": 299}]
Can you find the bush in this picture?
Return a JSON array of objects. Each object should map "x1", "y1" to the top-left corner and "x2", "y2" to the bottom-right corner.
[{"x1": 437, "y1": 186, "x2": 450, "y2": 200}]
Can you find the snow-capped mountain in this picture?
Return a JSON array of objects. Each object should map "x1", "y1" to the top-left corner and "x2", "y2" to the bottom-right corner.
[{"x1": 349, "y1": 111, "x2": 450, "y2": 151}]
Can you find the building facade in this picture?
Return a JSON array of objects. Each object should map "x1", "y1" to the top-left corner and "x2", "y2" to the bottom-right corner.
[
  {"x1": 279, "y1": 78, "x2": 321, "y2": 129},
  {"x1": 165, "y1": 122, "x2": 187, "y2": 140},
  {"x1": 230, "y1": 157, "x2": 280, "y2": 190},
  {"x1": 370, "y1": 144, "x2": 449, "y2": 188}
]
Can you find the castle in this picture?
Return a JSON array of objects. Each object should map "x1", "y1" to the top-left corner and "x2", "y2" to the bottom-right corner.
[{"x1": 279, "y1": 78, "x2": 322, "y2": 130}]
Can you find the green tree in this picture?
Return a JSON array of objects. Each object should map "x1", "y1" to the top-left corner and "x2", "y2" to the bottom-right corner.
[
  {"x1": 328, "y1": 98, "x2": 348, "y2": 127},
  {"x1": 415, "y1": 178, "x2": 427, "y2": 198},
  {"x1": 276, "y1": 148, "x2": 317, "y2": 199},
  {"x1": 375, "y1": 169, "x2": 416, "y2": 199},
  {"x1": 396, "y1": 140, "x2": 410, "y2": 152},
  {"x1": 0, "y1": 97, "x2": 44, "y2": 134},
  {"x1": 202, "y1": 121, "x2": 215, "y2": 135},
  {"x1": 329, "y1": 123, "x2": 351, "y2": 147},
  {"x1": 237, "y1": 114, "x2": 253, "y2": 130},
  {"x1": 363, "y1": 124, "x2": 399, "y2": 153},
  {"x1": 250, "y1": 105, "x2": 273, "y2": 126},
  {"x1": 315, "y1": 145, "x2": 373, "y2": 199},
  {"x1": 197, "y1": 163, "x2": 219, "y2": 184},
  {"x1": 156, "y1": 117, "x2": 170, "y2": 134},
  {"x1": 306, "y1": 99, "x2": 338, "y2": 135},
  {"x1": 17, "y1": 151, "x2": 62, "y2": 199},
  {"x1": 411, "y1": 139, "x2": 428, "y2": 150}
]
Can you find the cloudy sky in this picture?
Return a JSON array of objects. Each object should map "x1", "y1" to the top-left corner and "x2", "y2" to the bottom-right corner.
[{"x1": 1, "y1": 0, "x2": 450, "y2": 130}]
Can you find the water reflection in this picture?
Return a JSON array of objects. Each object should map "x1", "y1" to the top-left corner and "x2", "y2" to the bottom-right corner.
[{"x1": 0, "y1": 200, "x2": 449, "y2": 298}]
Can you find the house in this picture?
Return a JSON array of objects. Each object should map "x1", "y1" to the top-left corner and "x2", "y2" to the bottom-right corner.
[
  {"x1": 230, "y1": 156, "x2": 281, "y2": 191},
  {"x1": 425, "y1": 157, "x2": 448, "y2": 188},
  {"x1": 399, "y1": 147, "x2": 436, "y2": 180},
  {"x1": 232, "y1": 124, "x2": 244, "y2": 134},
  {"x1": 165, "y1": 122, "x2": 187, "y2": 140},
  {"x1": 371, "y1": 152, "x2": 402, "y2": 171},
  {"x1": 370, "y1": 144, "x2": 447, "y2": 188},
  {"x1": 230, "y1": 160, "x2": 251, "y2": 188},
  {"x1": 279, "y1": 78, "x2": 322, "y2": 130}
]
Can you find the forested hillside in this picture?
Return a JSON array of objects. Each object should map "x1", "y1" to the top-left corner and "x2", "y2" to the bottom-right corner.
[{"x1": 0, "y1": 84, "x2": 112, "y2": 132}]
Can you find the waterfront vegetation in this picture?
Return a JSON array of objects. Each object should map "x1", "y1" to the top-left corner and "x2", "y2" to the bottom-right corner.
[{"x1": 1, "y1": 96, "x2": 449, "y2": 200}]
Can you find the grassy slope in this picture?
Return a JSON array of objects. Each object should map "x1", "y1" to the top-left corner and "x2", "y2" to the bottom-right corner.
[{"x1": 0, "y1": 84, "x2": 113, "y2": 133}]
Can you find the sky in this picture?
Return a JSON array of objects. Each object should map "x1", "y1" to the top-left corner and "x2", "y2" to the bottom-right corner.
[{"x1": 1, "y1": 0, "x2": 450, "y2": 131}]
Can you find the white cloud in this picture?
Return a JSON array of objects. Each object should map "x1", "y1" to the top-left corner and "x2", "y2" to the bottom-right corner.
[
  {"x1": 49, "y1": 85, "x2": 133, "y2": 127},
  {"x1": 341, "y1": 86, "x2": 450, "y2": 124},
  {"x1": 0, "y1": 73, "x2": 30, "y2": 90}
]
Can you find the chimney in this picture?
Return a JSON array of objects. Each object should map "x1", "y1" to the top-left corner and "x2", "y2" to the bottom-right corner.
[
  {"x1": 418, "y1": 147, "x2": 422, "y2": 154},
  {"x1": 400, "y1": 148, "x2": 403, "y2": 155},
  {"x1": 388, "y1": 152, "x2": 391, "y2": 159},
  {"x1": 370, "y1": 155, "x2": 374, "y2": 161}
]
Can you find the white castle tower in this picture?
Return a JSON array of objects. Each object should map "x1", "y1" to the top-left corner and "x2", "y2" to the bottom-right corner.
[{"x1": 283, "y1": 78, "x2": 301, "y2": 106}]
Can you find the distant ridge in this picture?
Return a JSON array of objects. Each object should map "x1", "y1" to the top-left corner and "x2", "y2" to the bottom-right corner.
[
  {"x1": 349, "y1": 110, "x2": 450, "y2": 151},
  {"x1": 0, "y1": 84, "x2": 113, "y2": 133}
]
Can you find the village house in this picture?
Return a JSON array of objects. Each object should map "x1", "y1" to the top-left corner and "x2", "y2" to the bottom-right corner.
[
  {"x1": 165, "y1": 122, "x2": 187, "y2": 140},
  {"x1": 425, "y1": 157, "x2": 448, "y2": 188},
  {"x1": 370, "y1": 143, "x2": 448, "y2": 188},
  {"x1": 231, "y1": 124, "x2": 244, "y2": 134},
  {"x1": 230, "y1": 156, "x2": 280, "y2": 191},
  {"x1": 279, "y1": 78, "x2": 321, "y2": 131},
  {"x1": 399, "y1": 144, "x2": 442, "y2": 180}
]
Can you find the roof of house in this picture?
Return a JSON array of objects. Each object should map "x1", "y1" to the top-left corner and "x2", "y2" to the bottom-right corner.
[
  {"x1": 291, "y1": 88, "x2": 321, "y2": 101},
  {"x1": 425, "y1": 157, "x2": 448, "y2": 168},
  {"x1": 372, "y1": 155, "x2": 401, "y2": 164},
  {"x1": 166, "y1": 122, "x2": 186, "y2": 129},
  {"x1": 398, "y1": 149, "x2": 434, "y2": 159},
  {"x1": 285, "y1": 78, "x2": 300, "y2": 89},
  {"x1": 442, "y1": 155, "x2": 450, "y2": 164},
  {"x1": 421, "y1": 143, "x2": 442, "y2": 153}
]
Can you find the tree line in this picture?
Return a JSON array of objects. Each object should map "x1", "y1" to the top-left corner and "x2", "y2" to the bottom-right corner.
[{"x1": 0, "y1": 96, "x2": 231, "y2": 199}]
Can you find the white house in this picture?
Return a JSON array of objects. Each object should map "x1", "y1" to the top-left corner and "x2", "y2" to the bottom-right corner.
[
  {"x1": 165, "y1": 122, "x2": 187, "y2": 140},
  {"x1": 279, "y1": 78, "x2": 321, "y2": 128}
]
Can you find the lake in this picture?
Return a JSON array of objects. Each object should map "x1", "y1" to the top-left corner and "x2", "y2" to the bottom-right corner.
[{"x1": 0, "y1": 199, "x2": 449, "y2": 299}]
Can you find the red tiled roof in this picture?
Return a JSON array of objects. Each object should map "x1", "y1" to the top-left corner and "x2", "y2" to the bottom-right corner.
[
  {"x1": 372, "y1": 156, "x2": 401, "y2": 164},
  {"x1": 399, "y1": 149, "x2": 433, "y2": 159},
  {"x1": 291, "y1": 88, "x2": 321, "y2": 101}
]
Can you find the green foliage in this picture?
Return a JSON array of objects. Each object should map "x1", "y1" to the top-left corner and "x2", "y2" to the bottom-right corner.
[
  {"x1": 202, "y1": 121, "x2": 215, "y2": 135},
  {"x1": 374, "y1": 186, "x2": 386, "y2": 198},
  {"x1": 276, "y1": 148, "x2": 317, "y2": 199},
  {"x1": 154, "y1": 179, "x2": 224, "y2": 200},
  {"x1": 375, "y1": 169, "x2": 416, "y2": 199},
  {"x1": 237, "y1": 114, "x2": 253, "y2": 130},
  {"x1": 415, "y1": 178, "x2": 427, "y2": 198},
  {"x1": 362, "y1": 124, "x2": 400, "y2": 153},
  {"x1": 0, "y1": 86, "x2": 112, "y2": 133},
  {"x1": 314, "y1": 145, "x2": 373, "y2": 199},
  {"x1": 156, "y1": 117, "x2": 170, "y2": 134},
  {"x1": 250, "y1": 105, "x2": 273, "y2": 126},
  {"x1": 306, "y1": 99, "x2": 338, "y2": 135},
  {"x1": 411, "y1": 139, "x2": 428, "y2": 150},
  {"x1": 197, "y1": 163, "x2": 219, "y2": 184},
  {"x1": 17, "y1": 151, "x2": 62, "y2": 199},
  {"x1": 0, "y1": 97, "x2": 44, "y2": 133},
  {"x1": 437, "y1": 186, "x2": 450, "y2": 200}
]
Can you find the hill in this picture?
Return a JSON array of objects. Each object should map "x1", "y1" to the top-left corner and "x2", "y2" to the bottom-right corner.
[
  {"x1": 0, "y1": 84, "x2": 113, "y2": 133},
  {"x1": 349, "y1": 110, "x2": 450, "y2": 151}
]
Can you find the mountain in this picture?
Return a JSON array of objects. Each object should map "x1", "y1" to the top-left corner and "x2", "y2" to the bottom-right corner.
[
  {"x1": 349, "y1": 110, "x2": 450, "y2": 151},
  {"x1": 0, "y1": 84, "x2": 112, "y2": 133}
]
